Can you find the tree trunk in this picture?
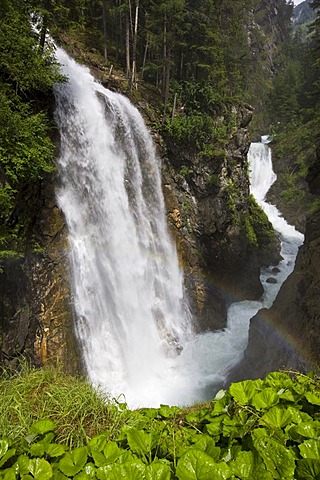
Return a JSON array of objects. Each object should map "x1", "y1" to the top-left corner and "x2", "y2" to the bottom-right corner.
[
  {"x1": 131, "y1": 0, "x2": 139, "y2": 90},
  {"x1": 102, "y1": 0, "x2": 108, "y2": 61},
  {"x1": 126, "y1": 12, "x2": 131, "y2": 78}
]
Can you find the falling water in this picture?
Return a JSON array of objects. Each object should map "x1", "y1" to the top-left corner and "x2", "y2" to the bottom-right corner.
[
  {"x1": 54, "y1": 47, "x2": 304, "y2": 407},
  {"x1": 54, "y1": 48, "x2": 193, "y2": 407}
]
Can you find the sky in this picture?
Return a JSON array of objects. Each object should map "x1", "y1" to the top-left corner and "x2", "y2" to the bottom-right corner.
[{"x1": 293, "y1": 0, "x2": 305, "y2": 4}]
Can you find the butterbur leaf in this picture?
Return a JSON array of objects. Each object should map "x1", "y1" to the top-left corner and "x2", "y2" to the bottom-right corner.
[
  {"x1": 229, "y1": 380, "x2": 258, "y2": 405},
  {"x1": 29, "y1": 443, "x2": 45, "y2": 457},
  {"x1": 294, "y1": 421, "x2": 320, "y2": 439},
  {"x1": 17, "y1": 454, "x2": 30, "y2": 475},
  {"x1": 305, "y1": 391, "x2": 320, "y2": 406},
  {"x1": 299, "y1": 439, "x2": 320, "y2": 460},
  {"x1": 91, "y1": 449, "x2": 108, "y2": 468},
  {"x1": 145, "y1": 461, "x2": 172, "y2": 480},
  {"x1": 31, "y1": 419, "x2": 56, "y2": 435},
  {"x1": 205, "y1": 416, "x2": 224, "y2": 436},
  {"x1": 59, "y1": 447, "x2": 88, "y2": 476},
  {"x1": 3, "y1": 470, "x2": 17, "y2": 480},
  {"x1": 28, "y1": 458, "x2": 53, "y2": 480},
  {"x1": 103, "y1": 442, "x2": 122, "y2": 463},
  {"x1": 0, "y1": 449, "x2": 16, "y2": 468},
  {"x1": 259, "y1": 406, "x2": 292, "y2": 429},
  {"x1": 251, "y1": 388, "x2": 279, "y2": 410},
  {"x1": 176, "y1": 448, "x2": 230, "y2": 480},
  {"x1": 0, "y1": 440, "x2": 9, "y2": 458},
  {"x1": 253, "y1": 436, "x2": 295, "y2": 479},
  {"x1": 139, "y1": 408, "x2": 159, "y2": 419},
  {"x1": 97, "y1": 461, "x2": 145, "y2": 480},
  {"x1": 52, "y1": 471, "x2": 68, "y2": 480},
  {"x1": 74, "y1": 466, "x2": 96, "y2": 480},
  {"x1": 230, "y1": 451, "x2": 254, "y2": 478},
  {"x1": 127, "y1": 429, "x2": 152, "y2": 458},
  {"x1": 296, "y1": 459, "x2": 320, "y2": 479},
  {"x1": 193, "y1": 436, "x2": 221, "y2": 461},
  {"x1": 46, "y1": 444, "x2": 66, "y2": 458},
  {"x1": 159, "y1": 405, "x2": 182, "y2": 418},
  {"x1": 88, "y1": 435, "x2": 107, "y2": 452}
]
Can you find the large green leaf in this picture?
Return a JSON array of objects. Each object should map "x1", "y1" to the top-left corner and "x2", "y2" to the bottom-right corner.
[
  {"x1": 29, "y1": 443, "x2": 45, "y2": 457},
  {"x1": 296, "y1": 459, "x2": 320, "y2": 479},
  {"x1": 290, "y1": 421, "x2": 320, "y2": 441},
  {"x1": 0, "y1": 449, "x2": 16, "y2": 468},
  {"x1": 31, "y1": 419, "x2": 56, "y2": 435},
  {"x1": 253, "y1": 435, "x2": 295, "y2": 479},
  {"x1": 103, "y1": 442, "x2": 123, "y2": 463},
  {"x1": 96, "y1": 461, "x2": 145, "y2": 480},
  {"x1": 305, "y1": 391, "x2": 320, "y2": 406},
  {"x1": 159, "y1": 405, "x2": 182, "y2": 418},
  {"x1": 28, "y1": 458, "x2": 53, "y2": 480},
  {"x1": 205, "y1": 416, "x2": 224, "y2": 436},
  {"x1": 193, "y1": 436, "x2": 220, "y2": 461},
  {"x1": 88, "y1": 435, "x2": 107, "y2": 452},
  {"x1": 229, "y1": 380, "x2": 259, "y2": 405},
  {"x1": 230, "y1": 451, "x2": 254, "y2": 478},
  {"x1": 126, "y1": 429, "x2": 152, "y2": 458},
  {"x1": 3, "y1": 469, "x2": 16, "y2": 480},
  {"x1": 259, "y1": 406, "x2": 292, "y2": 429},
  {"x1": 0, "y1": 440, "x2": 9, "y2": 459},
  {"x1": 73, "y1": 464, "x2": 96, "y2": 480},
  {"x1": 46, "y1": 444, "x2": 66, "y2": 458},
  {"x1": 252, "y1": 388, "x2": 279, "y2": 410},
  {"x1": 16, "y1": 454, "x2": 30, "y2": 475},
  {"x1": 145, "y1": 461, "x2": 171, "y2": 480},
  {"x1": 59, "y1": 447, "x2": 88, "y2": 477},
  {"x1": 299, "y1": 439, "x2": 320, "y2": 460},
  {"x1": 176, "y1": 448, "x2": 230, "y2": 480}
]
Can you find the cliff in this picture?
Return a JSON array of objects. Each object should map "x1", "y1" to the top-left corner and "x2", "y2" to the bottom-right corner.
[{"x1": 227, "y1": 148, "x2": 320, "y2": 383}]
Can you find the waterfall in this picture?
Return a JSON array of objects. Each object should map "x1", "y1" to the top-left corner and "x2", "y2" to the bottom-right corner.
[
  {"x1": 54, "y1": 48, "x2": 193, "y2": 407},
  {"x1": 54, "y1": 46, "x2": 304, "y2": 407}
]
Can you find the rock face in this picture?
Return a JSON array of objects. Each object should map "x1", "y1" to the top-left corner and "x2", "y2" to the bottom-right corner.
[
  {"x1": 0, "y1": 176, "x2": 80, "y2": 373},
  {"x1": 161, "y1": 104, "x2": 280, "y2": 332}
]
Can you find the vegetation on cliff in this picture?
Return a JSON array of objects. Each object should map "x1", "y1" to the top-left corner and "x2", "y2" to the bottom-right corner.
[
  {"x1": 0, "y1": 0, "x2": 62, "y2": 262},
  {"x1": 0, "y1": 365, "x2": 319, "y2": 479}
]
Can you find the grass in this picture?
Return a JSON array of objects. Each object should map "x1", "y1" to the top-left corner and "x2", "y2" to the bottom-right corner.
[{"x1": 0, "y1": 362, "x2": 134, "y2": 449}]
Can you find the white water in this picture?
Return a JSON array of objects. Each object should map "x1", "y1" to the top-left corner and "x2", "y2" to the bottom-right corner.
[
  {"x1": 54, "y1": 48, "x2": 193, "y2": 407},
  {"x1": 54, "y1": 49, "x2": 304, "y2": 407}
]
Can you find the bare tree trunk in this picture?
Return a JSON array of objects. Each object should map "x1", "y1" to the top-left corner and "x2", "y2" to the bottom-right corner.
[
  {"x1": 102, "y1": 0, "x2": 108, "y2": 61},
  {"x1": 131, "y1": 0, "x2": 139, "y2": 90},
  {"x1": 141, "y1": 36, "x2": 149, "y2": 79},
  {"x1": 126, "y1": 12, "x2": 131, "y2": 78}
]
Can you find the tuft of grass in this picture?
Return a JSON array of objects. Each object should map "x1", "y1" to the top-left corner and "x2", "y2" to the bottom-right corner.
[{"x1": 0, "y1": 362, "x2": 133, "y2": 448}]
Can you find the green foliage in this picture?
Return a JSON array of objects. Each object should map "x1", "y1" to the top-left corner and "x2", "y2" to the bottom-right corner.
[
  {"x1": 0, "y1": 0, "x2": 61, "y2": 255},
  {"x1": 0, "y1": 368, "x2": 319, "y2": 479},
  {"x1": 243, "y1": 195, "x2": 275, "y2": 248}
]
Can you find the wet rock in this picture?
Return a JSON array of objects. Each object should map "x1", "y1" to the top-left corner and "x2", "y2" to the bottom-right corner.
[
  {"x1": 266, "y1": 277, "x2": 277, "y2": 284},
  {"x1": 227, "y1": 209, "x2": 320, "y2": 383}
]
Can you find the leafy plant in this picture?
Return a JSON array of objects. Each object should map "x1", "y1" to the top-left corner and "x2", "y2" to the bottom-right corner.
[{"x1": 0, "y1": 368, "x2": 319, "y2": 479}]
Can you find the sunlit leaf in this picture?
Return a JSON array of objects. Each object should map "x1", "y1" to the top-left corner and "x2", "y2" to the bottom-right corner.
[
  {"x1": 30, "y1": 419, "x2": 56, "y2": 435},
  {"x1": 28, "y1": 458, "x2": 53, "y2": 480},
  {"x1": 253, "y1": 435, "x2": 295, "y2": 479},
  {"x1": 299, "y1": 439, "x2": 320, "y2": 460},
  {"x1": 259, "y1": 406, "x2": 292, "y2": 429},
  {"x1": 176, "y1": 448, "x2": 230, "y2": 480},
  {"x1": 59, "y1": 447, "x2": 88, "y2": 476},
  {"x1": 229, "y1": 380, "x2": 258, "y2": 405},
  {"x1": 252, "y1": 388, "x2": 279, "y2": 410}
]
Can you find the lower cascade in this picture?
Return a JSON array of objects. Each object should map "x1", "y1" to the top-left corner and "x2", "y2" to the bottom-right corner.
[{"x1": 55, "y1": 49, "x2": 304, "y2": 408}]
